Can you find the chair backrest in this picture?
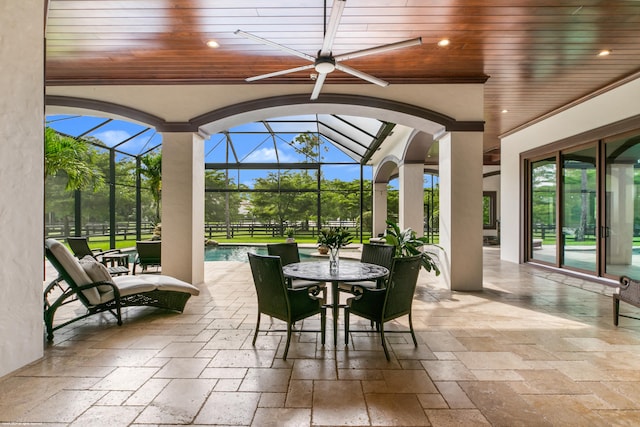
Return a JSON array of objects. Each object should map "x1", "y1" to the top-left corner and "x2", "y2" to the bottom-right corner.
[
  {"x1": 361, "y1": 243, "x2": 395, "y2": 270},
  {"x1": 136, "y1": 241, "x2": 161, "y2": 264},
  {"x1": 45, "y1": 238, "x2": 100, "y2": 307},
  {"x1": 383, "y1": 255, "x2": 422, "y2": 321},
  {"x1": 266, "y1": 242, "x2": 300, "y2": 266},
  {"x1": 247, "y1": 253, "x2": 290, "y2": 321},
  {"x1": 67, "y1": 236, "x2": 94, "y2": 259}
]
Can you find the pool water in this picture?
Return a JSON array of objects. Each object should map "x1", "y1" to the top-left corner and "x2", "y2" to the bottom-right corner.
[{"x1": 204, "y1": 245, "x2": 314, "y2": 262}]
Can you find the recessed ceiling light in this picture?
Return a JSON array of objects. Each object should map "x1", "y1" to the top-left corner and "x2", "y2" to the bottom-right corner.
[
  {"x1": 501, "y1": 109, "x2": 509, "y2": 113},
  {"x1": 598, "y1": 49, "x2": 611, "y2": 57},
  {"x1": 206, "y1": 40, "x2": 220, "y2": 48},
  {"x1": 437, "y1": 39, "x2": 450, "y2": 47}
]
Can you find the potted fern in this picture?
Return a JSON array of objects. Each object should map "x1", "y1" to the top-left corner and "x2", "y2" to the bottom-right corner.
[
  {"x1": 285, "y1": 227, "x2": 295, "y2": 243},
  {"x1": 384, "y1": 220, "x2": 441, "y2": 275}
]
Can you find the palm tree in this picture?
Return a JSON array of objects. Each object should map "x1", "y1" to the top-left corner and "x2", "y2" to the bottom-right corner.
[
  {"x1": 44, "y1": 127, "x2": 104, "y2": 191},
  {"x1": 140, "y1": 152, "x2": 162, "y2": 223}
]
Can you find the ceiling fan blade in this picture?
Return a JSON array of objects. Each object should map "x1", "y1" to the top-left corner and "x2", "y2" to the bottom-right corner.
[
  {"x1": 246, "y1": 64, "x2": 315, "y2": 82},
  {"x1": 335, "y1": 63, "x2": 389, "y2": 87},
  {"x1": 310, "y1": 73, "x2": 328, "y2": 100},
  {"x1": 235, "y1": 29, "x2": 315, "y2": 62},
  {"x1": 320, "y1": 0, "x2": 346, "y2": 55},
  {"x1": 334, "y1": 37, "x2": 422, "y2": 62}
]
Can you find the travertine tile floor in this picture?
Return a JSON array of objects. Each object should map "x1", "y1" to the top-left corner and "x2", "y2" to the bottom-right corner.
[{"x1": 2, "y1": 247, "x2": 640, "y2": 426}]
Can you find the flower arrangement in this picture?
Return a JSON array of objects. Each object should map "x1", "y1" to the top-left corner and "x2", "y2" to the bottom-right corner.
[{"x1": 317, "y1": 227, "x2": 353, "y2": 249}]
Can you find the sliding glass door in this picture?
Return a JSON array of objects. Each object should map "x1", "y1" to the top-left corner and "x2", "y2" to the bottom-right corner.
[
  {"x1": 561, "y1": 145, "x2": 597, "y2": 273},
  {"x1": 530, "y1": 158, "x2": 557, "y2": 264},
  {"x1": 526, "y1": 130, "x2": 640, "y2": 280},
  {"x1": 604, "y1": 133, "x2": 640, "y2": 278}
]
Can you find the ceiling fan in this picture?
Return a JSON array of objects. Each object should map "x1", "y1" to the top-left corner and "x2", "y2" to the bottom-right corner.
[{"x1": 235, "y1": 0, "x2": 422, "y2": 100}]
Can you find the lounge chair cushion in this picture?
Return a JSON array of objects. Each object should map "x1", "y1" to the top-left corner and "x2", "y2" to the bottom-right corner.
[
  {"x1": 133, "y1": 274, "x2": 201, "y2": 295},
  {"x1": 47, "y1": 238, "x2": 101, "y2": 305},
  {"x1": 79, "y1": 256, "x2": 115, "y2": 292}
]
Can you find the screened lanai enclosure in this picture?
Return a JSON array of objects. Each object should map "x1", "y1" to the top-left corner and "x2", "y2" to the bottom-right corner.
[{"x1": 45, "y1": 113, "x2": 428, "y2": 246}]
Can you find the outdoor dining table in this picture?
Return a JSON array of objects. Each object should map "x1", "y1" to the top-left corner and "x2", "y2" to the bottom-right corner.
[{"x1": 282, "y1": 260, "x2": 389, "y2": 345}]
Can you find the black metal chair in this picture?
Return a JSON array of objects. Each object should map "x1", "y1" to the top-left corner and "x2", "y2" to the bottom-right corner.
[
  {"x1": 338, "y1": 243, "x2": 395, "y2": 294},
  {"x1": 133, "y1": 240, "x2": 161, "y2": 274},
  {"x1": 267, "y1": 242, "x2": 327, "y2": 301},
  {"x1": 344, "y1": 255, "x2": 422, "y2": 360},
  {"x1": 248, "y1": 253, "x2": 326, "y2": 360},
  {"x1": 67, "y1": 236, "x2": 129, "y2": 276}
]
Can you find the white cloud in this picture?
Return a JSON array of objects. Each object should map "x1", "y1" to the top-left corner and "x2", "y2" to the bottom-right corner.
[
  {"x1": 92, "y1": 130, "x2": 131, "y2": 145},
  {"x1": 244, "y1": 147, "x2": 294, "y2": 163}
]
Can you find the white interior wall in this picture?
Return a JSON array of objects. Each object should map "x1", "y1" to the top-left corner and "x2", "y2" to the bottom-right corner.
[
  {"x1": 0, "y1": 0, "x2": 45, "y2": 378},
  {"x1": 500, "y1": 77, "x2": 640, "y2": 263}
]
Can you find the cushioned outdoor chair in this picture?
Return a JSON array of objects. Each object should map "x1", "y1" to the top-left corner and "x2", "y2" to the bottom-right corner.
[
  {"x1": 248, "y1": 252, "x2": 326, "y2": 360},
  {"x1": 338, "y1": 243, "x2": 395, "y2": 294},
  {"x1": 133, "y1": 240, "x2": 162, "y2": 274},
  {"x1": 614, "y1": 275, "x2": 640, "y2": 325},
  {"x1": 67, "y1": 236, "x2": 129, "y2": 276},
  {"x1": 344, "y1": 255, "x2": 422, "y2": 360},
  {"x1": 267, "y1": 242, "x2": 326, "y2": 301},
  {"x1": 44, "y1": 238, "x2": 199, "y2": 341}
]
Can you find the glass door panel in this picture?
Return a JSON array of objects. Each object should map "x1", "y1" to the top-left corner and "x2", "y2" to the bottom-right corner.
[
  {"x1": 561, "y1": 146, "x2": 597, "y2": 272},
  {"x1": 530, "y1": 158, "x2": 557, "y2": 264},
  {"x1": 605, "y1": 133, "x2": 640, "y2": 278}
]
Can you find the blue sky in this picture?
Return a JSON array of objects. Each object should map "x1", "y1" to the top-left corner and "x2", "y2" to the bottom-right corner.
[{"x1": 47, "y1": 114, "x2": 374, "y2": 185}]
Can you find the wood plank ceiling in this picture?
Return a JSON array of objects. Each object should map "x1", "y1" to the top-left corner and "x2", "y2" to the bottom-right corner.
[{"x1": 45, "y1": 0, "x2": 640, "y2": 164}]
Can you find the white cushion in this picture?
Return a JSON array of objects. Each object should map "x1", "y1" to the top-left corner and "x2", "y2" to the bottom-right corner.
[
  {"x1": 137, "y1": 274, "x2": 200, "y2": 296},
  {"x1": 79, "y1": 256, "x2": 114, "y2": 292},
  {"x1": 46, "y1": 239, "x2": 101, "y2": 305},
  {"x1": 112, "y1": 276, "x2": 157, "y2": 296}
]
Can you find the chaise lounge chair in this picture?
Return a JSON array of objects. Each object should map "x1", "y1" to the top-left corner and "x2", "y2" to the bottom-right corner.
[{"x1": 44, "y1": 238, "x2": 199, "y2": 341}]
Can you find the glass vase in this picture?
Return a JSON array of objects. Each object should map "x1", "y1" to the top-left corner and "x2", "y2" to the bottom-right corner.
[{"x1": 329, "y1": 247, "x2": 340, "y2": 273}]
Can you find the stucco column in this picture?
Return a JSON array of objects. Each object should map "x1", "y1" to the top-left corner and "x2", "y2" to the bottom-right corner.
[
  {"x1": 0, "y1": 0, "x2": 44, "y2": 377},
  {"x1": 439, "y1": 132, "x2": 483, "y2": 291},
  {"x1": 161, "y1": 132, "x2": 205, "y2": 285},
  {"x1": 399, "y1": 162, "x2": 425, "y2": 237},
  {"x1": 372, "y1": 182, "x2": 388, "y2": 237}
]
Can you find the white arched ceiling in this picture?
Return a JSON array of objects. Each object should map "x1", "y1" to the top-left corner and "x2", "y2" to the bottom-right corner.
[
  {"x1": 374, "y1": 156, "x2": 401, "y2": 183},
  {"x1": 404, "y1": 130, "x2": 436, "y2": 163}
]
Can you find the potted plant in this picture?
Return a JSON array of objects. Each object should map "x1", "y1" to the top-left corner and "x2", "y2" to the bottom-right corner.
[
  {"x1": 285, "y1": 227, "x2": 295, "y2": 243},
  {"x1": 384, "y1": 220, "x2": 441, "y2": 276},
  {"x1": 317, "y1": 227, "x2": 353, "y2": 271}
]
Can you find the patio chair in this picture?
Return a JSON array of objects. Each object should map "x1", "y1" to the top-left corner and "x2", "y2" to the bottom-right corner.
[
  {"x1": 338, "y1": 243, "x2": 395, "y2": 294},
  {"x1": 267, "y1": 242, "x2": 326, "y2": 301},
  {"x1": 67, "y1": 236, "x2": 129, "y2": 276},
  {"x1": 133, "y1": 240, "x2": 162, "y2": 274},
  {"x1": 614, "y1": 276, "x2": 640, "y2": 325},
  {"x1": 344, "y1": 255, "x2": 422, "y2": 360},
  {"x1": 44, "y1": 238, "x2": 199, "y2": 341},
  {"x1": 248, "y1": 253, "x2": 326, "y2": 360}
]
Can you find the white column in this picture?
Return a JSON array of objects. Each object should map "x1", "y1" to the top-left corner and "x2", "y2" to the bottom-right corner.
[
  {"x1": 161, "y1": 133, "x2": 205, "y2": 285},
  {"x1": 372, "y1": 182, "x2": 388, "y2": 237},
  {"x1": 399, "y1": 162, "x2": 425, "y2": 237},
  {"x1": 0, "y1": 0, "x2": 44, "y2": 377},
  {"x1": 439, "y1": 132, "x2": 484, "y2": 291},
  {"x1": 607, "y1": 164, "x2": 634, "y2": 265}
]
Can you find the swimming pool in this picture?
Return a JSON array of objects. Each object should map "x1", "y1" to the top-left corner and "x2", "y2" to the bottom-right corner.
[{"x1": 204, "y1": 245, "x2": 315, "y2": 262}]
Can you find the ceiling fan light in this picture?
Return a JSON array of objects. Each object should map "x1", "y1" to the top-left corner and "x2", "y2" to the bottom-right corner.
[{"x1": 315, "y1": 57, "x2": 336, "y2": 74}]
